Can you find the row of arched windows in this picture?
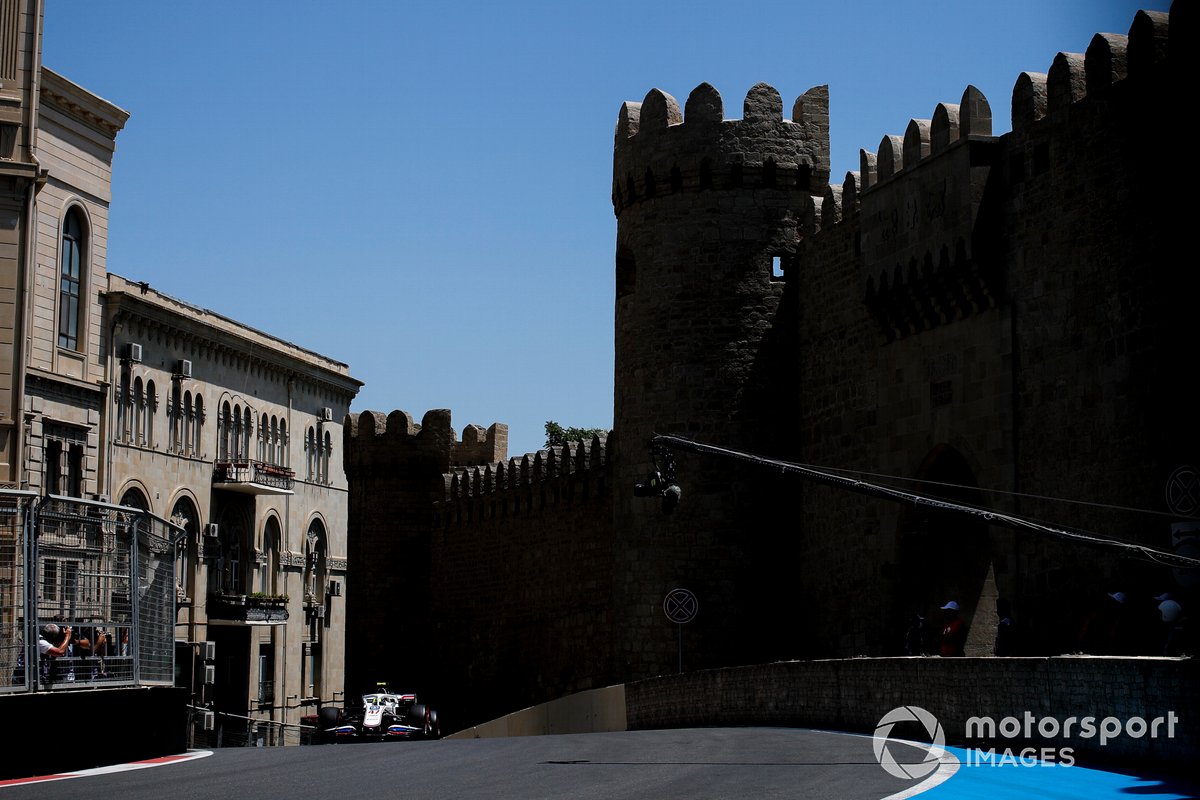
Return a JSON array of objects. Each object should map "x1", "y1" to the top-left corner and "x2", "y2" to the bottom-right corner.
[
  {"x1": 118, "y1": 385, "x2": 333, "y2": 482},
  {"x1": 305, "y1": 427, "x2": 333, "y2": 484},
  {"x1": 116, "y1": 373, "x2": 158, "y2": 448},
  {"x1": 257, "y1": 414, "x2": 289, "y2": 467},
  {"x1": 159, "y1": 491, "x2": 328, "y2": 604},
  {"x1": 167, "y1": 386, "x2": 206, "y2": 456},
  {"x1": 218, "y1": 401, "x2": 255, "y2": 462}
]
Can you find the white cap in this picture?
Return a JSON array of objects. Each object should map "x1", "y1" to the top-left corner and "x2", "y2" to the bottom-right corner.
[
  {"x1": 941, "y1": 601, "x2": 959, "y2": 611},
  {"x1": 1108, "y1": 592, "x2": 1126, "y2": 604}
]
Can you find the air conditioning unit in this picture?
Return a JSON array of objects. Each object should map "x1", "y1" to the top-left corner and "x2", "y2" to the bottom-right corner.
[
  {"x1": 201, "y1": 711, "x2": 215, "y2": 731},
  {"x1": 310, "y1": 605, "x2": 325, "y2": 619},
  {"x1": 204, "y1": 664, "x2": 216, "y2": 685},
  {"x1": 203, "y1": 641, "x2": 216, "y2": 661},
  {"x1": 320, "y1": 407, "x2": 333, "y2": 422},
  {"x1": 328, "y1": 580, "x2": 341, "y2": 597},
  {"x1": 124, "y1": 342, "x2": 143, "y2": 362},
  {"x1": 176, "y1": 359, "x2": 193, "y2": 378},
  {"x1": 204, "y1": 523, "x2": 219, "y2": 538}
]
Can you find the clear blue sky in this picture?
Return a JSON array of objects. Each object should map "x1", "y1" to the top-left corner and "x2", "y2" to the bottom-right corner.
[{"x1": 43, "y1": 0, "x2": 1166, "y2": 458}]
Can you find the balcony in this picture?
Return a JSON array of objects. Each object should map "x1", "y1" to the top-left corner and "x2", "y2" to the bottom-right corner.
[
  {"x1": 206, "y1": 593, "x2": 290, "y2": 626},
  {"x1": 213, "y1": 460, "x2": 295, "y2": 495}
]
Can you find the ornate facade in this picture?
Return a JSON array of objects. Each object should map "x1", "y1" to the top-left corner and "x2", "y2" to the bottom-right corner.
[{"x1": 1, "y1": 1, "x2": 361, "y2": 728}]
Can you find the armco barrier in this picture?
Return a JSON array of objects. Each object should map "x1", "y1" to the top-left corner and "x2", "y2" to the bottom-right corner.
[
  {"x1": 0, "y1": 686, "x2": 188, "y2": 779},
  {"x1": 453, "y1": 657, "x2": 1197, "y2": 767},
  {"x1": 625, "y1": 657, "x2": 1198, "y2": 765}
]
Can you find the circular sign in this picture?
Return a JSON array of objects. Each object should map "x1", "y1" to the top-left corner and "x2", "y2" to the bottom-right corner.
[
  {"x1": 663, "y1": 588, "x2": 698, "y2": 624},
  {"x1": 1165, "y1": 466, "x2": 1200, "y2": 516}
]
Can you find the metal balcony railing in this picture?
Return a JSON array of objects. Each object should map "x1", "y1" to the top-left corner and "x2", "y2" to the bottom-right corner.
[
  {"x1": 212, "y1": 461, "x2": 295, "y2": 493},
  {"x1": 206, "y1": 593, "x2": 290, "y2": 624}
]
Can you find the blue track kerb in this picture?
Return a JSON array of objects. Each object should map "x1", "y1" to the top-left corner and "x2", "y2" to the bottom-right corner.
[{"x1": 917, "y1": 746, "x2": 1200, "y2": 800}]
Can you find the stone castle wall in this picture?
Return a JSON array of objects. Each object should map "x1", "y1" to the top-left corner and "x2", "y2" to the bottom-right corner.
[
  {"x1": 347, "y1": 4, "x2": 1194, "y2": 728},
  {"x1": 345, "y1": 410, "x2": 612, "y2": 726}
]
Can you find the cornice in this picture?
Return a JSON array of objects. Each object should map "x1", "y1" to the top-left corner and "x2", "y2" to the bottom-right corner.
[
  {"x1": 26, "y1": 366, "x2": 107, "y2": 400},
  {"x1": 39, "y1": 68, "x2": 129, "y2": 140},
  {"x1": 105, "y1": 276, "x2": 362, "y2": 398}
]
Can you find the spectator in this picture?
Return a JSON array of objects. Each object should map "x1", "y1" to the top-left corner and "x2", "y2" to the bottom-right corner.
[
  {"x1": 1077, "y1": 591, "x2": 1123, "y2": 654},
  {"x1": 938, "y1": 601, "x2": 966, "y2": 657},
  {"x1": 904, "y1": 611, "x2": 929, "y2": 656},
  {"x1": 1156, "y1": 593, "x2": 1187, "y2": 656},
  {"x1": 37, "y1": 623, "x2": 72, "y2": 685},
  {"x1": 995, "y1": 597, "x2": 1021, "y2": 656}
]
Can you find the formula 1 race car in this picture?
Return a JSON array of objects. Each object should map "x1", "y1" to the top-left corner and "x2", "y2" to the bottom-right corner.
[{"x1": 316, "y1": 689, "x2": 440, "y2": 743}]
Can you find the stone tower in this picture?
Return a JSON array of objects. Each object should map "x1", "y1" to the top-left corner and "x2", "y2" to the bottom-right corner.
[{"x1": 610, "y1": 83, "x2": 830, "y2": 679}]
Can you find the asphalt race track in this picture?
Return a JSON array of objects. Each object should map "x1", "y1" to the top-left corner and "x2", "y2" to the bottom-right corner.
[{"x1": 4, "y1": 728, "x2": 1197, "y2": 800}]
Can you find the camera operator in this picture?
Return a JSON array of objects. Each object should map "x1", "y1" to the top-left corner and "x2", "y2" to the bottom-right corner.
[{"x1": 38, "y1": 623, "x2": 72, "y2": 658}]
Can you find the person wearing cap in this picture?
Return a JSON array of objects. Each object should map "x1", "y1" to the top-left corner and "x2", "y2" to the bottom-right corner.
[
  {"x1": 1156, "y1": 593, "x2": 1186, "y2": 656},
  {"x1": 938, "y1": 601, "x2": 966, "y2": 657}
]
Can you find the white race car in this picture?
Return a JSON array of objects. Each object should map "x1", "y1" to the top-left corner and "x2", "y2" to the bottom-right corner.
[{"x1": 318, "y1": 689, "x2": 440, "y2": 742}]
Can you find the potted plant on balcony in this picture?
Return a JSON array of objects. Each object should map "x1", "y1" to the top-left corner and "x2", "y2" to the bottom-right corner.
[{"x1": 248, "y1": 592, "x2": 289, "y2": 608}]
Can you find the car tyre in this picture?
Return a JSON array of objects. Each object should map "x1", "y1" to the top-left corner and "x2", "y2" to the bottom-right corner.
[
  {"x1": 408, "y1": 703, "x2": 429, "y2": 737},
  {"x1": 317, "y1": 706, "x2": 341, "y2": 744},
  {"x1": 428, "y1": 709, "x2": 440, "y2": 739}
]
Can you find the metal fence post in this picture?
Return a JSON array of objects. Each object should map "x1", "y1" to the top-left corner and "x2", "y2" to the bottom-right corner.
[{"x1": 26, "y1": 497, "x2": 39, "y2": 693}]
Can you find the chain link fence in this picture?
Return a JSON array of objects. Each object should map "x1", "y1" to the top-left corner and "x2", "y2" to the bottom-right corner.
[{"x1": 0, "y1": 490, "x2": 180, "y2": 694}]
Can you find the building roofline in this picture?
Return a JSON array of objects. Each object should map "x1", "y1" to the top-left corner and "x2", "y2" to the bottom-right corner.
[
  {"x1": 105, "y1": 273, "x2": 364, "y2": 394},
  {"x1": 40, "y1": 67, "x2": 130, "y2": 138}
]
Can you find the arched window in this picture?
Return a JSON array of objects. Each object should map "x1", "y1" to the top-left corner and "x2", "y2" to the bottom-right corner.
[
  {"x1": 117, "y1": 369, "x2": 130, "y2": 443},
  {"x1": 119, "y1": 487, "x2": 149, "y2": 511},
  {"x1": 304, "y1": 519, "x2": 326, "y2": 601},
  {"x1": 145, "y1": 380, "x2": 156, "y2": 447},
  {"x1": 193, "y1": 395, "x2": 204, "y2": 455},
  {"x1": 183, "y1": 392, "x2": 193, "y2": 455},
  {"x1": 168, "y1": 384, "x2": 180, "y2": 452},
  {"x1": 261, "y1": 517, "x2": 281, "y2": 596},
  {"x1": 279, "y1": 420, "x2": 288, "y2": 468},
  {"x1": 232, "y1": 404, "x2": 242, "y2": 460},
  {"x1": 242, "y1": 407, "x2": 253, "y2": 461},
  {"x1": 220, "y1": 402, "x2": 232, "y2": 461},
  {"x1": 270, "y1": 417, "x2": 279, "y2": 465},
  {"x1": 258, "y1": 414, "x2": 268, "y2": 461},
  {"x1": 58, "y1": 208, "x2": 85, "y2": 350},
  {"x1": 170, "y1": 497, "x2": 199, "y2": 602},
  {"x1": 306, "y1": 427, "x2": 316, "y2": 480},
  {"x1": 133, "y1": 377, "x2": 144, "y2": 445},
  {"x1": 323, "y1": 431, "x2": 332, "y2": 484}
]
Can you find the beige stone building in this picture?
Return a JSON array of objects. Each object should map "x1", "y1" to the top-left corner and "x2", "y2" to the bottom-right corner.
[
  {"x1": 2, "y1": 1, "x2": 361, "y2": 728},
  {"x1": 104, "y1": 275, "x2": 360, "y2": 724}
]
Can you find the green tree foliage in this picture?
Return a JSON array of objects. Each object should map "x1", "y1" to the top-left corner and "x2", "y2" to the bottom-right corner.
[{"x1": 544, "y1": 420, "x2": 606, "y2": 447}]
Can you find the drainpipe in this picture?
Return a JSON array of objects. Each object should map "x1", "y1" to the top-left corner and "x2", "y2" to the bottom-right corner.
[
  {"x1": 282, "y1": 375, "x2": 293, "y2": 724},
  {"x1": 13, "y1": 0, "x2": 45, "y2": 489}
]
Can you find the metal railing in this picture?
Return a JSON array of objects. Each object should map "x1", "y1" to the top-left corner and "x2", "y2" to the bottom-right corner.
[
  {"x1": 213, "y1": 461, "x2": 295, "y2": 492},
  {"x1": 0, "y1": 491, "x2": 181, "y2": 694},
  {"x1": 187, "y1": 705, "x2": 315, "y2": 747}
]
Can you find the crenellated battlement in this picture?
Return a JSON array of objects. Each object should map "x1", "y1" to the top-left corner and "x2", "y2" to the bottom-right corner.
[
  {"x1": 437, "y1": 432, "x2": 610, "y2": 521},
  {"x1": 789, "y1": 4, "x2": 1179, "y2": 340},
  {"x1": 612, "y1": 82, "x2": 830, "y2": 216},
  {"x1": 344, "y1": 408, "x2": 507, "y2": 473}
]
